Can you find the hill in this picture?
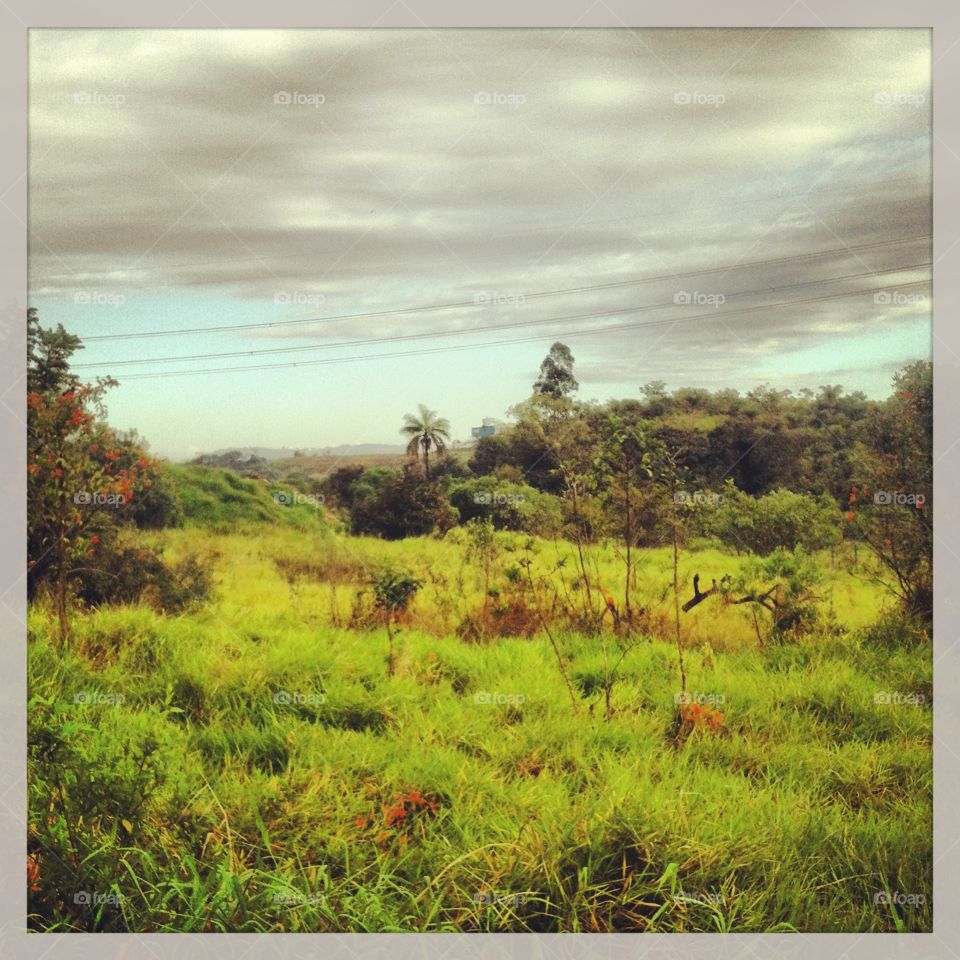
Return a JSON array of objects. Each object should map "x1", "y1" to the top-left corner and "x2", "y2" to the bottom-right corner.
[{"x1": 164, "y1": 464, "x2": 328, "y2": 530}]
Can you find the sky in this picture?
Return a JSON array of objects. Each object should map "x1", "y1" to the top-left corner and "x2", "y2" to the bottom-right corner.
[{"x1": 28, "y1": 28, "x2": 931, "y2": 461}]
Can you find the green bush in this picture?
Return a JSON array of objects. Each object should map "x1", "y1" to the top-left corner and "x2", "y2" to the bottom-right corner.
[
  {"x1": 76, "y1": 546, "x2": 212, "y2": 613},
  {"x1": 708, "y1": 484, "x2": 842, "y2": 555},
  {"x1": 350, "y1": 464, "x2": 456, "y2": 539},
  {"x1": 448, "y1": 477, "x2": 562, "y2": 536}
]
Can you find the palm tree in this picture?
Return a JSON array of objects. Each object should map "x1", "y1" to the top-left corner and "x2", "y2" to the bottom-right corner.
[{"x1": 401, "y1": 405, "x2": 450, "y2": 479}]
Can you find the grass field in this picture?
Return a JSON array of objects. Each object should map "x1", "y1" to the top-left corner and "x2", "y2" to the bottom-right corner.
[{"x1": 27, "y1": 525, "x2": 931, "y2": 932}]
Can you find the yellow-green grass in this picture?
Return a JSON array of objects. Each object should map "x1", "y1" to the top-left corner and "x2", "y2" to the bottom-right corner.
[{"x1": 27, "y1": 528, "x2": 930, "y2": 932}]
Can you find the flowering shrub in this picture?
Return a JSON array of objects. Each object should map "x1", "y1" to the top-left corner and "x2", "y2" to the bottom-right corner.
[
  {"x1": 355, "y1": 790, "x2": 442, "y2": 848},
  {"x1": 678, "y1": 701, "x2": 725, "y2": 736}
]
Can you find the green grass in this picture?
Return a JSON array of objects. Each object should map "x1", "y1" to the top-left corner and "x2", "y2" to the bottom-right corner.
[
  {"x1": 27, "y1": 528, "x2": 931, "y2": 932},
  {"x1": 164, "y1": 464, "x2": 328, "y2": 531}
]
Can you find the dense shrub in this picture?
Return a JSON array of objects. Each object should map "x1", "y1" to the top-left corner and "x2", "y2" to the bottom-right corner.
[
  {"x1": 75, "y1": 546, "x2": 212, "y2": 612},
  {"x1": 447, "y1": 477, "x2": 562, "y2": 536},
  {"x1": 350, "y1": 464, "x2": 456, "y2": 539},
  {"x1": 319, "y1": 466, "x2": 366, "y2": 508},
  {"x1": 707, "y1": 484, "x2": 842, "y2": 555},
  {"x1": 131, "y1": 466, "x2": 184, "y2": 529},
  {"x1": 857, "y1": 609, "x2": 930, "y2": 650}
]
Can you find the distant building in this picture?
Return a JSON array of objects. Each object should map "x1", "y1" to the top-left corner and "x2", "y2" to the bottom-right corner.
[{"x1": 471, "y1": 417, "x2": 497, "y2": 438}]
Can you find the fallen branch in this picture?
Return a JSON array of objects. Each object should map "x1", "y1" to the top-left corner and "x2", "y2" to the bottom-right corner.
[{"x1": 682, "y1": 573, "x2": 727, "y2": 612}]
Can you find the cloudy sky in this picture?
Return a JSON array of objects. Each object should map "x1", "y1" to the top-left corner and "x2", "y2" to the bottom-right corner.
[{"x1": 28, "y1": 28, "x2": 930, "y2": 460}]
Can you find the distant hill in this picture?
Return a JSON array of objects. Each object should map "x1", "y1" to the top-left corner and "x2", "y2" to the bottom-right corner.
[
  {"x1": 189, "y1": 450, "x2": 276, "y2": 478},
  {"x1": 273, "y1": 447, "x2": 473, "y2": 480},
  {"x1": 210, "y1": 444, "x2": 406, "y2": 461}
]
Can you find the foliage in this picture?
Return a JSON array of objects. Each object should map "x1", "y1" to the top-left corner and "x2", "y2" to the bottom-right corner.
[
  {"x1": 370, "y1": 566, "x2": 423, "y2": 676},
  {"x1": 728, "y1": 547, "x2": 824, "y2": 641},
  {"x1": 350, "y1": 463, "x2": 456, "y2": 539},
  {"x1": 370, "y1": 567, "x2": 423, "y2": 615},
  {"x1": 400, "y1": 405, "x2": 451, "y2": 478},
  {"x1": 708, "y1": 484, "x2": 843, "y2": 555},
  {"x1": 447, "y1": 477, "x2": 562, "y2": 536},
  {"x1": 847, "y1": 361, "x2": 932, "y2": 620},
  {"x1": 533, "y1": 341, "x2": 579, "y2": 399}
]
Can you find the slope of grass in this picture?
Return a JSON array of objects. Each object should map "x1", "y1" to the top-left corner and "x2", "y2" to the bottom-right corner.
[
  {"x1": 27, "y1": 528, "x2": 931, "y2": 933},
  {"x1": 164, "y1": 464, "x2": 328, "y2": 531}
]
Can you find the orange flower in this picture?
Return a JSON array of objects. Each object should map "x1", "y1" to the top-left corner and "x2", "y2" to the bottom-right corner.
[{"x1": 27, "y1": 855, "x2": 40, "y2": 891}]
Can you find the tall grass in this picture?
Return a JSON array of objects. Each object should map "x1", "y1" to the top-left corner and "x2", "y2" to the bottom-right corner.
[{"x1": 27, "y1": 527, "x2": 931, "y2": 932}]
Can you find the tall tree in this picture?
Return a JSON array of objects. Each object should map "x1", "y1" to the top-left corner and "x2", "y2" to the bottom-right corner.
[
  {"x1": 27, "y1": 307, "x2": 81, "y2": 395},
  {"x1": 533, "y1": 341, "x2": 578, "y2": 399},
  {"x1": 400, "y1": 404, "x2": 450, "y2": 479}
]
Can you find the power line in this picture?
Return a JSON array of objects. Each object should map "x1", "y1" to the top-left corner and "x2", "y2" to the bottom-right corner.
[
  {"x1": 74, "y1": 262, "x2": 931, "y2": 368},
  {"x1": 113, "y1": 279, "x2": 931, "y2": 382},
  {"x1": 77, "y1": 234, "x2": 930, "y2": 343}
]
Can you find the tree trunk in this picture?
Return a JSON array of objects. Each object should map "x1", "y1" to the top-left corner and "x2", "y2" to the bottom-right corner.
[
  {"x1": 55, "y1": 507, "x2": 69, "y2": 644},
  {"x1": 671, "y1": 476, "x2": 686, "y2": 697},
  {"x1": 624, "y1": 482, "x2": 632, "y2": 621},
  {"x1": 570, "y1": 483, "x2": 593, "y2": 621}
]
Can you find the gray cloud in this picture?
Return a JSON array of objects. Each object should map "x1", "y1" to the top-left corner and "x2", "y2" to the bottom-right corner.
[{"x1": 29, "y1": 28, "x2": 930, "y2": 391}]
